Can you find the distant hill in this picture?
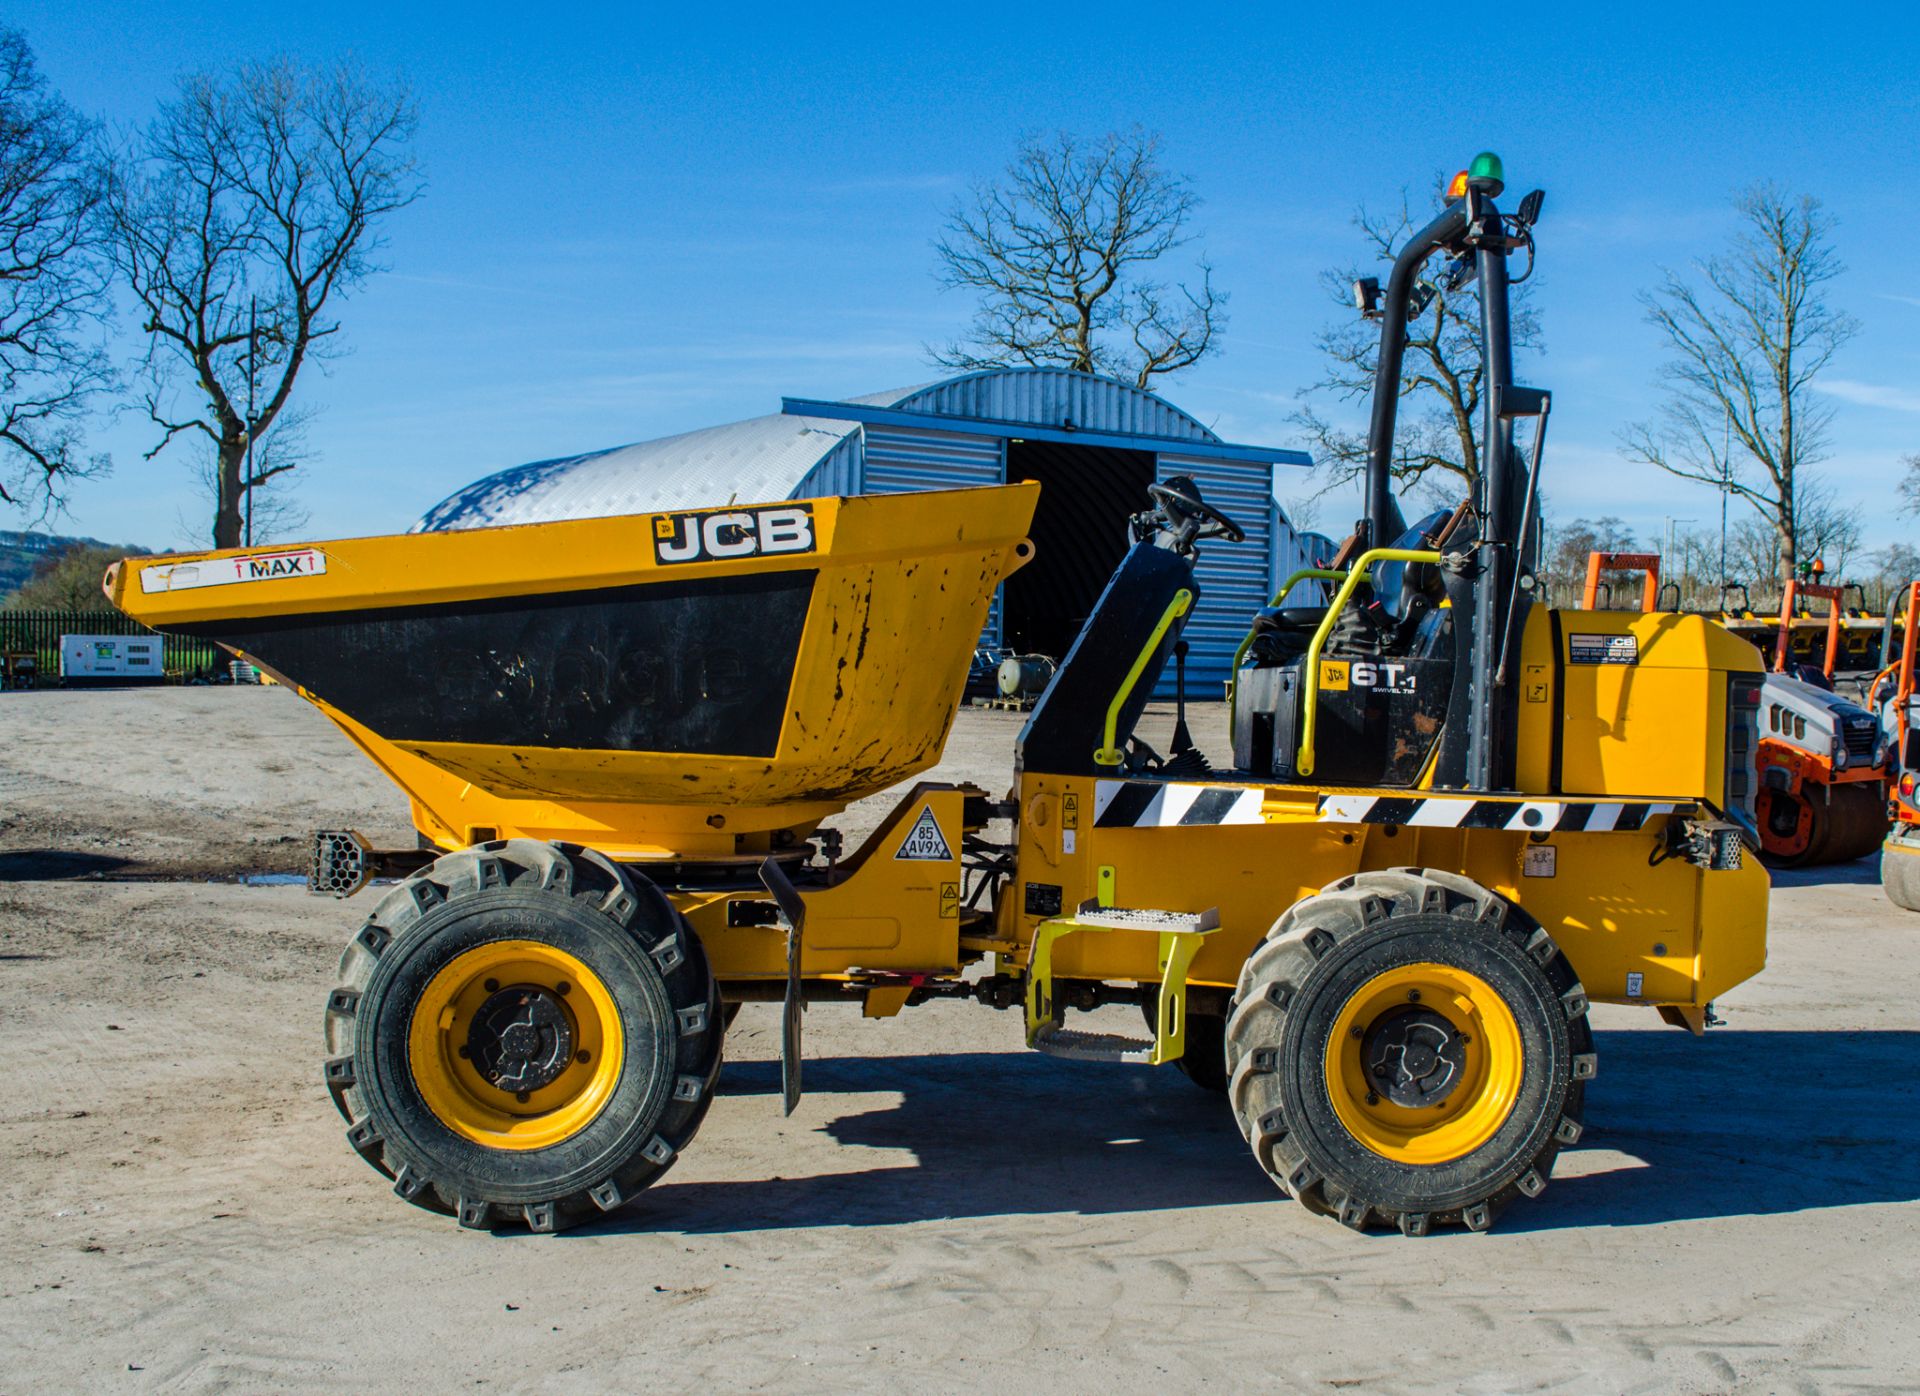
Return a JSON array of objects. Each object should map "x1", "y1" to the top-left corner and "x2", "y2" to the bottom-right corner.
[{"x1": 0, "y1": 530, "x2": 145, "y2": 602}]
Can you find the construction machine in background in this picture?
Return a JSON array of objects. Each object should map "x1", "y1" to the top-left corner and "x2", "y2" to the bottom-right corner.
[
  {"x1": 109, "y1": 153, "x2": 1770, "y2": 1237},
  {"x1": 1583, "y1": 551, "x2": 1888, "y2": 868},
  {"x1": 1873, "y1": 582, "x2": 1920, "y2": 911}
]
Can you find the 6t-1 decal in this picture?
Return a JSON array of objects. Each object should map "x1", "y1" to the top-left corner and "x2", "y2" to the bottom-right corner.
[{"x1": 653, "y1": 503, "x2": 816, "y2": 565}]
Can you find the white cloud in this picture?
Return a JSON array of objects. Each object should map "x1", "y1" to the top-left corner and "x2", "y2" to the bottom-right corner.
[{"x1": 1815, "y1": 379, "x2": 1920, "y2": 413}]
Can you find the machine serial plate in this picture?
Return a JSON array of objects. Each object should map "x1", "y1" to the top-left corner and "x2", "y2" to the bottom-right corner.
[{"x1": 1568, "y1": 633, "x2": 1638, "y2": 665}]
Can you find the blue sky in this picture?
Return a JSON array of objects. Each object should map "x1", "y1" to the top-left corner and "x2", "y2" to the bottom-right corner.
[{"x1": 14, "y1": 0, "x2": 1920, "y2": 557}]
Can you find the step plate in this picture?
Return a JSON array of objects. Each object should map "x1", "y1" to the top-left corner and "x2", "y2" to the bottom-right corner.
[{"x1": 1069, "y1": 903, "x2": 1220, "y2": 935}]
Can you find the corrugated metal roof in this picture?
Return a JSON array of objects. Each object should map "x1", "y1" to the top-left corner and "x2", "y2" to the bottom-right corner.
[
  {"x1": 415, "y1": 415, "x2": 860, "y2": 532},
  {"x1": 416, "y1": 369, "x2": 1289, "y2": 533},
  {"x1": 851, "y1": 369, "x2": 1219, "y2": 443}
]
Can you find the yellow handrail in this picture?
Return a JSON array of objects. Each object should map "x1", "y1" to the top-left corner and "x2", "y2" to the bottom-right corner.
[
  {"x1": 1094, "y1": 588, "x2": 1194, "y2": 767},
  {"x1": 1227, "y1": 567, "x2": 1347, "y2": 721},
  {"x1": 1296, "y1": 548, "x2": 1442, "y2": 777}
]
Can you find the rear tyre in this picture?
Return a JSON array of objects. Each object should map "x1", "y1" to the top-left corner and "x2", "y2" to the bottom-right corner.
[
  {"x1": 322, "y1": 839, "x2": 721, "y2": 1232},
  {"x1": 1885, "y1": 831, "x2": 1920, "y2": 913},
  {"x1": 1226, "y1": 869, "x2": 1592, "y2": 1235},
  {"x1": 1140, "y1": 1001, "x2": 1229, "y2": 1093}
]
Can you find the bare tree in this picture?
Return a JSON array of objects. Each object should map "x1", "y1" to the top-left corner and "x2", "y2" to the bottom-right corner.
[
  {"x1": 1622, "y1": 186, "x2": 1858, "y2": 586},
  {"x1": 100, "y1": 58, "x2": 420, "y2": 548},
  {"x1": 1538, "y1": 515, "x2": 1635, "y2": 607},
  {"x1": 0, "y1": 27, "x2": 112, "y2": 517},
  {"x1": 932, "y1": 128, "x2": 1223, "y2": 390},
  {"x1": 1897, "y1": 453, "x2": 1920, "y2": 517},
  {"x1": 1864, "y1": 542, "x2": 1920, "y2": 611},
  {"x1": 187, "y1": 407, "x2": 311, "y2": 545},
  {"x1": 1294, "y1": 188, "x2": 1542, "y2": 505},
  {"x1": 1790, "y1": 476, "x2": 1862, "y2": 578}
]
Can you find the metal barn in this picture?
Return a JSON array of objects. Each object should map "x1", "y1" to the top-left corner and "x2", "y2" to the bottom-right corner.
[{"x1": 418, "y1": 368, "x2": 1319, "y2": 695}]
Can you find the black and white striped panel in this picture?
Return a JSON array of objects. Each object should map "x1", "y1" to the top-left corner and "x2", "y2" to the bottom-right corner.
[
  {"x1": 1315, "y1": 794, "x2": 1679, "y2": 832},
  {"x1": 1093, "y1": 780, "x2": 1264, "y2": 828}
]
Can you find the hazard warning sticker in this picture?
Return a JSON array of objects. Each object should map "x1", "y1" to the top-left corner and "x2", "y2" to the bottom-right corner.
[{"x1": 894, "y1": 806, "x2": 953, "y2": 862}]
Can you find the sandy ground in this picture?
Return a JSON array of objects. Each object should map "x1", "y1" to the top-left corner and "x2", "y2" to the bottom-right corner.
[{"x1": 2, "y1": 687, "x2": 1917, "y2": 1393}]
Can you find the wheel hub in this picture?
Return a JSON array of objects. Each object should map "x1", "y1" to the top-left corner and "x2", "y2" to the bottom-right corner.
[
  {"x1": 466, "y1": 985, "x2": 575, "y2": 1093},
  {"x1": 1362, "y1": 1007, "x2": 1467, "y2": 1108}
]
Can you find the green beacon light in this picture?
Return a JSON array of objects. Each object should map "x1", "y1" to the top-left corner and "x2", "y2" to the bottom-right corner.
[{"x1": 1468, "y1": 151, "x2": 1505, "y2": 195}]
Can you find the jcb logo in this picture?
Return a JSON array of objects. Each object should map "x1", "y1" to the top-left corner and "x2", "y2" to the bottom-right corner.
[
  {"x1": 1325, "y1": 659, "x2": 1416, "y2": 693},
  {"x1": 653, "y1": 504, "x2": 815, "y2": 565}
]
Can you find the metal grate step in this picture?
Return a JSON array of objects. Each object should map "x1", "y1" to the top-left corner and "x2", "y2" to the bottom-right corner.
[
  {"x1": 1069, "y1": 903, "x2": 1220, "y2": 935},
  {"x1": 1032, "y1": 1026, "x2": 1155, "y2": 1064}
]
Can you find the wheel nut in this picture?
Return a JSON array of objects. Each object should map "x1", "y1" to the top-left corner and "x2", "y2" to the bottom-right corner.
[
  {"x1": 484, "y1": 978, "x2": 500, "y2": 992},
  {"x1": 1365, "y1": 1091, "x2": 1379, "y2": 1105},
  {"x1": 1407, "y1": 989, "x2": 1422, "y2": 1003},
  {"x1": 457, "y1": 1045, "x2": 471, "y2": 1059},
  {"x1": 576, "y1": 1050, "x2": 590, "y2": 1064},
  {"x1": 556, "y1": 981, "x2": 571, "y2": 996},
  {"x1": 515, "y1": 1091, "x2": 531, "y2": 1104},
  {"x1": 1350, "y1": 1026, "x2": 1364, "y2": 1039}
]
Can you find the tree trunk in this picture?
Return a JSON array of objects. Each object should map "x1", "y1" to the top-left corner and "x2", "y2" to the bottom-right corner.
[
  {"x1": 1773, "y1": 513, "x2": 1796, "y2": 589},
  {"x1": 214, "y1": 434, "x2": 247, "y2": 549}
]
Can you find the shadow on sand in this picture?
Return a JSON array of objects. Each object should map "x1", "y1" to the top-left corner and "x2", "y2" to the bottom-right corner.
[
  {"x1": 579, "y1": 1027, "x2": 1920, "y2": 1237},
  {"x1": 0, "y1": 849, "x2": 132, "y2": 881},
  {"x1": 1768, "y1": 856, "x2": 1882, "y2": 889}
]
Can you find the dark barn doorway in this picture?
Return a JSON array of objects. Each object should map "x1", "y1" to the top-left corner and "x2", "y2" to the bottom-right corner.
[{"x1": 1002, "y1": 439, "x2": 1157, "y2": 659}]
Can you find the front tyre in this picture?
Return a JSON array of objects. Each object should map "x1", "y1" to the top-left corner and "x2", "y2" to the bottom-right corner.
[
  {"x1": 322, "y1": 840, "x2": 721, "y2": 1232},
  {"x1": 1226, "y1": 869, "x2": 1592, "y2": 1235}
]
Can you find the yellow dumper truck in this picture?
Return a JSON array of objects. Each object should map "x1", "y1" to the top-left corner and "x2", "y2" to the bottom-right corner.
[{"x1": 110, "y1": 154, "x2": 1768, "y2": 1236}]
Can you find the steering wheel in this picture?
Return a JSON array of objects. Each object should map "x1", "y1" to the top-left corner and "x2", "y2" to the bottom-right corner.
[{"x1": 1148, "y1": 480, "x2": 1246, "y2": 543}]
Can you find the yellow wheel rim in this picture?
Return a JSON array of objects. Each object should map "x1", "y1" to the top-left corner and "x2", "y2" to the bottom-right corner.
[
  {"x1": 407, "y1": 940, "x2": 624, "y2": 1151},
  {"x1": 1323, "y1": 961, "x2": 1523, "y2": 1166}
]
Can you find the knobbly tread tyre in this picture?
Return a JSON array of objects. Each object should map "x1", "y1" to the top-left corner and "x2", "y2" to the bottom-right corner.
[
  {"x1": 1225, "y1": 868, "x2": 1592, "y2": 1235},
  {"x1": 322, "y1": 839, "x2": 722, "y2": 1233}
]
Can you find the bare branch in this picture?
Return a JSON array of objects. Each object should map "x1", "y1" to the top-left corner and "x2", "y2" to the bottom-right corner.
[
  {"x1": 1292, "y1": 185, "x2": 1543, "y2": 503},
  {"x1": 0, "y1": 27, "x2": 113, "y2": 515},
  {"x1": 930, "y1": 127, "x2": 1224, "y2": 388},
  {"x1": 1620, "y1": 184, "x2": 1859, "y2": 585},
  {"x1": 99, "y1": 56, "x2": 421, "y2": 546}
]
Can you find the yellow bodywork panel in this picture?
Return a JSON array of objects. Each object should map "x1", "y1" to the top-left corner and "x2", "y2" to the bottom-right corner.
[
  {"x1": 1003, "y1": 771, "x2": 1767, "y2": 1012},
  {"x1": 107, "y1": 486, "x2": 1037, "y2": 857},
  {"x1": 1516, "y1": 606, "x2": 1763, "y2": 798},
  {"x1": 675, "y1": 785, "x2": 970, "y2": 981}
]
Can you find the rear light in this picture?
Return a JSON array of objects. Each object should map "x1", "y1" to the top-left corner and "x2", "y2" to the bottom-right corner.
[{"x1": 1902, "y1": 772, "x2": 1917, "y2": 801}]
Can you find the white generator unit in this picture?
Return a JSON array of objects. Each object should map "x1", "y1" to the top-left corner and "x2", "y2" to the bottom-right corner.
[{"x1": 60, "y1": 633, "x2": 165, "y2": 686}]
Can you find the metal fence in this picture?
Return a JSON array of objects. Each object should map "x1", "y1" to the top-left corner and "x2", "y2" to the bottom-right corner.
[{"x1": 0, "y1": 609, "x2": 222, "y2": 684}]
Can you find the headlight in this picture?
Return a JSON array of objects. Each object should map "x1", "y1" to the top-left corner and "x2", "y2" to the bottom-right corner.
[{"x1": 1831, "y1": 735, "x2": 1848, "y2": 769}]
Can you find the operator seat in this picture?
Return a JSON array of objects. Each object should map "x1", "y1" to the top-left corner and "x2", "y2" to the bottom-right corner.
[{"x1": 1249, "y1": 503, "x2": 1468, "y2": 666}]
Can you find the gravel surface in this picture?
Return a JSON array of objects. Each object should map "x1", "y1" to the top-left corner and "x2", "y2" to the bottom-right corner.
[{"x1": 1, "y1": 687, "x2": 1915, "y2": 1391}]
